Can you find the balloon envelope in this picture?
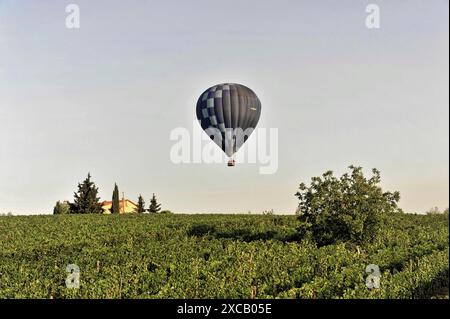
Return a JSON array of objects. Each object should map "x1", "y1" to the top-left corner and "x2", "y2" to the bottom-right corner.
[{"x1": 196, "y1": 83, "x2": 261, "y2": 157}]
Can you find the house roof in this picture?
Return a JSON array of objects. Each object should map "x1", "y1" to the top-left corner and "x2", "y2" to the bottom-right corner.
[{"x1": 101, "y1": 199, "x2": 137, "y2": 207}]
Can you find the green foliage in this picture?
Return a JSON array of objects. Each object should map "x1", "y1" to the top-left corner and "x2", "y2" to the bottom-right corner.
[
  {"x1": 71, "y1": 173, "x2": 103, "y2": 214},
  {"x1": 0, "y1": 213, "x2": 447, "y2": 299},
  {"x1": 135, "y1": 195, "x2": 146, "y2": 214},
  {"x1": 426, "y1": 207, "x2": 449, "y2": 215},
  {"x1": 296, "y1": 166, "x2": 402, "y2": 246},
  {"x1": 148, "y1": 193, "x2": 161, "y2": 214},
  {"x1": 53, "y1": 201, "x2": 71, "y2": 215},
  {"x1": 159, "y1": 210, "x2": 173, "y2": 214},
  {"x1": 111, "y1": 184, "x2": 120, "y2": 214}
]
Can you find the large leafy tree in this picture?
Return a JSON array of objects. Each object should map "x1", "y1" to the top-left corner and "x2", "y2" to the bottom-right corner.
[
  {"x1": 148, "y1": 193, "x2": 161, "y2": 214},
  {"x1": 72, "y1": 173, "x2": 103, "y2": 214},
  {"x1": 111, "y1": 183, "x2": 120, "y2": 214},
  {"x1": 135, "y1": 195, "x2": 146, "y2": 213},
  {"x1": 296, "y1": 165, "x2": 402, "y2": 246}
]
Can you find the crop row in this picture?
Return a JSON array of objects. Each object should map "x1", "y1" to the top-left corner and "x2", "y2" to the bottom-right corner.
[{"x1": 0, "y1": 213, "x2": 448, "y2": 298}]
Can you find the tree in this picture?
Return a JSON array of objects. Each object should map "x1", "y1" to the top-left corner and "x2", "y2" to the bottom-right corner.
[
  {"x1": 111, "y1": 183, "x2": 120, "y2": 214},
  {"x1": 295, "y1": 165, "x2": 402, "y2": 246},
  {"x1": 53, "y1": 200, "x2": 71, "y2": 215},
  {"x1": 148, "y1": 193, "x2": 161, "y2": 213},
  {"x1": 72, "y1": 173, "x2": 103, "y2": 214},
  {"x1": 135, "y1": 195, "x2": 146, "y2": 213},
  {"x1": 426, "y1": 207, "x2": 441, "y2": 215}
]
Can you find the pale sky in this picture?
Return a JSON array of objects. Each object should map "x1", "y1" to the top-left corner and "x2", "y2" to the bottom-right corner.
[{"x1": 0, "y1": 0, "x2": 448, "y2": 214}]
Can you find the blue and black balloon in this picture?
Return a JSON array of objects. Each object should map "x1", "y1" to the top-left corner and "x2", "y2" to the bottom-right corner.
[{"x1": 196, "y1": 83, "x2": 261, "y2": 158}]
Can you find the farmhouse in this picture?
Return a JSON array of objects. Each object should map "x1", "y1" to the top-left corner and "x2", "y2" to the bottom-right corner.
[{"x1": 101, "y1": 198, "x2": 138, "y2": 214}]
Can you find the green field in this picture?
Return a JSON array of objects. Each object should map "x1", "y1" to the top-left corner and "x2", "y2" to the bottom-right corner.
[{"x1": 0, "y1": 213, "x2": 448, "y2": 299}]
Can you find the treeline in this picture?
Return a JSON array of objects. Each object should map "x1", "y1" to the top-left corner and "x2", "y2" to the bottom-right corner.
[
  {"x1": 53, "y1": 173, "x2": 169, "y2": 215},
  {"x1": 426, "y1": 206, "x2": 449, "y2": 215}
]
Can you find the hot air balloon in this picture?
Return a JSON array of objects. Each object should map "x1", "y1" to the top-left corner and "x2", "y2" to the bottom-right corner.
[{"x1": 196, "y1": 83, "x2": 261, "y2": 166}]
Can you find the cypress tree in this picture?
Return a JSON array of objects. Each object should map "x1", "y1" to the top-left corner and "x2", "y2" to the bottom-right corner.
[
  {"x1": 72, "y1": 173, "x2": 103, "y2": 214},
  {"x1": 111, "y1": 183, "x2": 120, "y2": 214},
  {"x1": 148, "y1": 193, "x2": 161, "y2": 213},
  {"x1": 135, "y1": 195, "x2": 145, "y2": 213}
]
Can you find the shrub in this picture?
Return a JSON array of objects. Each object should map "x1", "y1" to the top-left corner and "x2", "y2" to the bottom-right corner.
[
  {"x1": 53, "y1": 201, "x2": 71, "y2": 215},
  {"x1": 295, "y1": 165, "x2": 402, "y2": 246},
  {"x1": 426, "y1": 207, "x2": 441, "y2": 215}
]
